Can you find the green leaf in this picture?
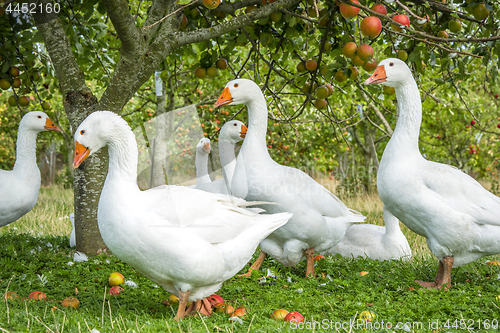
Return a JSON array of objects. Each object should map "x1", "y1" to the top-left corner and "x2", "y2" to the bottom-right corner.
[{"x1": 75, "y1": 42, "x2": 83, "y2": 55}]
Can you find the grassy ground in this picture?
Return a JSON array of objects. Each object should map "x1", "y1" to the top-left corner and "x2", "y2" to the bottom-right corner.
[{"x1": 1, "y1": 186, "x2": 500, "y2": 332}]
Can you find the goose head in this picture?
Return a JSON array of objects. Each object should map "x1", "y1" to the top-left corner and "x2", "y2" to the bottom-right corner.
[
  {"x1": 214, "y1": 79, "x2": 262, "y2": 107},
  {"x1": 21, "y1": 111, "x2": 61, "y2": 133},
  {"x1": 364, "y1": 58, "x2": 412, "y2": 88},
  {"x1": 196, "y1": 138, "x2": 211, "y2": 155},
  {"x1": 73, "y1": 111, "x2": 128, "y2": 169},
  {"x1": 219, "y1": 120, "x2": 247, "y2": 143}
]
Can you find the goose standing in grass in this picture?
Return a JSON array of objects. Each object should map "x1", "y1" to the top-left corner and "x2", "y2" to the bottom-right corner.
[
  {"x1": 73, "y1": 111, "x2": 291, "y2": 320},
  {"x1": 0, "y1": 111, "x2": 61, "y2": 227},
  {"x1": 365, "y1": 58, "x2": 500, "y2": 289},
  {"x1": 196, "y1": 120, "x2": 247, "y2": 195},
  {"x1": 215, "y1": 79, "x2": 365, "y2": 277},
  {"x1": 324, "y1": 207, "x2": 412, "y2": 261}
]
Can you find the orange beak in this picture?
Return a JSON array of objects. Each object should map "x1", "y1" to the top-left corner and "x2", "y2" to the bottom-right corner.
[
  {"x1": 240, "y1": 124, "x2": 247, "y2": 139},
  {"x1": 73, "y1": 141, "x2": 90, "y2": 169},
  {"x1": 214, "y1": 87, "x2": 233, "y2": 108},
  {"x1": 203, "y1": 142, "x2": 211, "y2": 154},
  {"x1": 45, "y1": 118, "x2": 62, "y2": 132},
  {"x1": 364, "y1": 65, "x2": 387, "y2": 85}
]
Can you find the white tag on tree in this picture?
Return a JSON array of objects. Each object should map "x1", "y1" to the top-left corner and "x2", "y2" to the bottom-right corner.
[{"x1": 154, "y1": 71, "x2": 162, "y2": 97}]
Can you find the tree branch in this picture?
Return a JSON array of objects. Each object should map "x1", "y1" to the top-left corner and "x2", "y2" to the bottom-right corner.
[
  {"x1": 143, "y1": 0, "x2": 178, "y2": 43},
  {"x1": 216, "y1": 0, "x2": 262, "y2": 13},
  {"x1": 30, "y1": 0, "x2": 91, "y2": 113},
  {"x1": 170, "y1": 0, "x2": 302, "y2": 47},
  {"x1": 102, "y1": 0, "x2": 143, "y2": 57},
  {"x1": 407, "y1": 0, "x2": 481, "y2": 23}
]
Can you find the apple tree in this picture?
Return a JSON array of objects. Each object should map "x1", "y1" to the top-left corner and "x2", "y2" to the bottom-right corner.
[{"x1": 0, "y1": 0, "x2": 499, "y2": 254}]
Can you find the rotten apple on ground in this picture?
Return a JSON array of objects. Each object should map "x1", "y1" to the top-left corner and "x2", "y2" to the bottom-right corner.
[
  {"x1": 271, "y1": 308, "x2": 289, "y2": 320},
  {"x1": 62, "y1": 297, "x2": 80, "y2": 308},
  {"x1": 109, "y1": 286, "x2": 124, "y2": 295},
  {"x1": 313, "y1": 254, "x2": 325, "y2": 261},
  {"x1": 284, "y1": 311, "x2": 305, "y2": 323},
  {"x1": 29, "y1": 291, "x2": 47, "y2": 300},
  {"x1": 3, "y1": 292, "x2": 19, "y2": 300},
  {"x1": 232, "y1": 306, "x2": 248, "y2": 318},
  {"x1": 358, "y1": 310, "x2": 375, "y2": 322},
  {"x1": 207, "y1": 294, "x2": 224, "y2": 307},
  {"x1": 215, "y1": 303, "x2": 234, "y2": 314}
]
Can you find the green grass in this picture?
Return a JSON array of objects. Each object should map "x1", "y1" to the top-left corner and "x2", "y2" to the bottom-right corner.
[{"x1": 1, "y1": 186, "x2": 500, "y2": 332}]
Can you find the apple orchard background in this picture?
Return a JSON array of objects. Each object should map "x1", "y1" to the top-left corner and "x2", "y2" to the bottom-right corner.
[{"x1": 0, "y1": 0, "x2": 499, "y2": 253}]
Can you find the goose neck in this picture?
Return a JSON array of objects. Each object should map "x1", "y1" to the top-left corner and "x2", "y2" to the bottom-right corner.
[
  {"x1": 195, "y1": 151, "x2": 210, "y2": 185},
  {"x1": 245, "y1": 96, "x2": 269, "y2": 151},
  {"x1": 219, "y1": 141, "x2": 236, "y2": 183},
  {"x1": 13, "y1": 126, "x2": 38, "y2": 171},
  {"x1": 391, "y1": 80, "x2": 422, "y2": 152},
  {"x1": 107, "y1": 130, "x2": 139, "y2": 184}
]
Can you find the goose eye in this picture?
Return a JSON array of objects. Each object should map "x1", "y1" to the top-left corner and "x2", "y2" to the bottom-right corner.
[
  {"x1": 80, "y1": 130, "x2": 85, "y2": 135},
  {"x1": 234, "y1": 83, "x2": 239, "y2": 88},
  {"x1": 233, "y1": 123, "x2": 237, "y2": 126},
  {"x1": 37, "y1": 116, "x2": 42, "y2": 119},
  {"x1": 374, "y1": 74, "x2": 378, "y2": 77},
  {"x1": 389, "y1": 62, "x2": 394, "y2": 66}
]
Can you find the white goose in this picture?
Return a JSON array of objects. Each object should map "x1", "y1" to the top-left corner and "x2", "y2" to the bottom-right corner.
[
  {"x1": 215, "y1": 79, "x2": 365, "y2": 277},
  {"x1": 0, "y1": 111, "x2": 60, "y2": 227},
  {"x1": 72, "y1": 111, "x2": 291, "y2": 319},
  {"x1": 194, "y1": 138, "x2": 212, "y2": 187},
  {"x1": 365, "y1": 58, "x2": 500, "y2": 288},
  {"x1": 324, "y1": 207, "x2": 412, "y2": 261},
  {"x1": 196, "y1": 120, "x2": 247, "y2": 195}
]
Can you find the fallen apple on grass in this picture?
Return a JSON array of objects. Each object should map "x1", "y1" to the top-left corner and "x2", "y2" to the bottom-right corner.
[
  {"x1": 284, "y1": 311, "x2": 305, "y2": 323},
  {"x1": 29, "y1": 291, "x2": 47, "y2": 301},
  {"x1": 358, "y1": 310, "x2": 376, "y2": 322},
  {"x1": 215, "y1": 303, "x2": 234, "y2": 314},
  {"x1": 313, "y1": 255, "x2": 325, "y2": 261},
  {"x1": 108, "y1": 286, "x2": 124, "y2": 295},
  {"x1": 3, "y1": 291, "x2": 19, "y2": 300},
  {"x1": 169, "y1": 294, "x2": 179, "y2": 303},
  {"x1": 207, "y1": 294, "x2": 224, "y2": 307},
  {"x1": 486, "y1": 260, "x2": 500, "y2": 266},
  {"x1": 232, "y1": 306, "x2": 248, "y2": 318},
  {"x1": 270, "y1": 308, "x2": 289, "y2": 320},
  {"x1": 360, "y1": 271, "x2": 369, "y2": 276},
  {"x1": 62, "y1": 297, "x2": 80, "y2": 308},
  {"x1": 108, "y1": 272, "x2": 125, "y2": 286}
]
